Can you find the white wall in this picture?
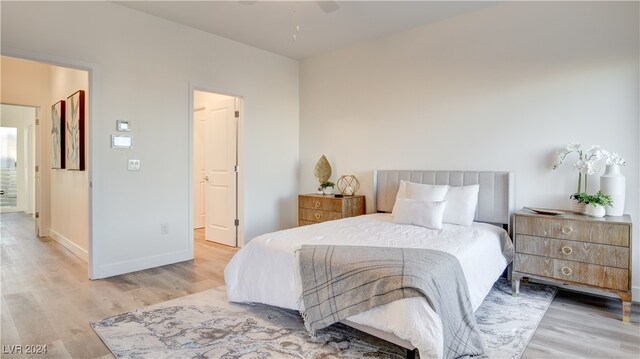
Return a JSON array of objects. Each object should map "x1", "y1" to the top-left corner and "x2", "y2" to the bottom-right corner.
[
  {"x1": 300, "y1": 2, "x2": 640, "y2": 298},
  {"x1": 49, "y1": 66, "x2": 90, "y2": 261},
  {"x1": 1, "y1": 1, "x2": 299, "y2": 278}
]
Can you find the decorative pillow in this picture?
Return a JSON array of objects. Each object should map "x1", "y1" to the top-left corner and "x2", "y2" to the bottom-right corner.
[
  {"x1": 395, "y1": 180, "x2": 409, "y2": 198},
  {"x1": 442, "y1": 184, "x2": 480, "y2": 226},
  {"x1": 392, "y1": 180, "x2": 450, "y2": 214},
  {"x1": 392, "y1": 198, "x2": 448, "y2": 230}
]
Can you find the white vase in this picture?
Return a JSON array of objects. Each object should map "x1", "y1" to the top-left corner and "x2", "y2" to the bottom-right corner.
[
  {"x1": 600, "y1": 164, "x2": 625, "y2": 216},
  {"x1": 584, "y1": 204, "x2": 605, "y2": 218},
  {"x1": 323, "y1": 187, "x2": 334, "y2": 195}
]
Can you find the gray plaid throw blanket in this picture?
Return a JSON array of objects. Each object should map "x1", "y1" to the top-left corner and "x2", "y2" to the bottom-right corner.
[{"x1": 296, "y1": 245, "x2": 485, "y2": 359}]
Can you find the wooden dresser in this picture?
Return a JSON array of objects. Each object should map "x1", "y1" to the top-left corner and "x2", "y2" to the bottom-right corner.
[
  {"x1": 298, "y1": 194, "x2": 365, "y2": 226},
  {"x1": 512, "y1": 209, "x2": 632, "y2": 321}
]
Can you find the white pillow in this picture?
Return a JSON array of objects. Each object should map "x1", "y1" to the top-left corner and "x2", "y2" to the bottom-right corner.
[
  {"x1": 442, "y1": 184, "x2": 480, "y2": 226},
  {"x1": 405, "y1": 181, "x2": 450, "y2": 201},
  {"x1": 396, "y1": 180, "x2": 409, "y2": 198},
  {"x1": 393, "y1": 198, "x2": 448, "y2": 230},
  {"x1": 392, "y1": 180, "x2": 449, "y2": 214}
]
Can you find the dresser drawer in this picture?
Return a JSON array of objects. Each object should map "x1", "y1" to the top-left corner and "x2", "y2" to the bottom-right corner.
[
  {"x1": 298, "y1": 194, "x2": 365, "y2": 226},
  {"x1": 299, "y1": 196, "x2": 343, "y2": 212},
  {"x1": 516, "y1": 235, "x2": 629, "y2": 269},
  {"x1": 515, "y1": 254, "x2": 629, "y2": 291},
  {"x1": 515, "y1": 216, "x2": 629, "y2": 247},
  {"x1": 299, "y1": 208, "x2": 342, "y2": 223}
]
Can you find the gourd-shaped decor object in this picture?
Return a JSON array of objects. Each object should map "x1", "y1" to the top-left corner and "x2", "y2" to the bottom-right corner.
[
  {"x1": 337, "y1": 175, "x2": 360, "y2": 196},
  {"x1": 314, "y1": 155, "x2": 332, "y2": 183}
]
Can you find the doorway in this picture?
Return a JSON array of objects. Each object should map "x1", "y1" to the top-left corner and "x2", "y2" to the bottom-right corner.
[
  {"x1": 1, "y1": 55, "x2": 92, "y2": 275},
  {"x1": 192, "y1": 90, "x2": 242, "y2": 247},
  {"x1": 0, "y1": 104, "x2": 36, "y2": 215}
]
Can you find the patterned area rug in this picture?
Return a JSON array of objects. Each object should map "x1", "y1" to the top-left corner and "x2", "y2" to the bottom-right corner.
[{"x1": 91, "y1": 278, "x2": 555, "y2": 359}]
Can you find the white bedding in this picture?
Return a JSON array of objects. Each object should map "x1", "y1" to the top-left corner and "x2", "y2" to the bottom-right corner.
[{"x1": 224, "y1": 213, "x2": 512, "y2": 358}]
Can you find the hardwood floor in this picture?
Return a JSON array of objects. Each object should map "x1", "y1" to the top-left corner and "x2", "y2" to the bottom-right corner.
[
  {"x1": 1, "y1": 213, "x2": 237, "y2": 358},
  {"x1": 1, "y1": 212, "x2": 639, "y2": 358},
  {"x1": 524, "y1": 291, "x2": 640, "y2": 358}
]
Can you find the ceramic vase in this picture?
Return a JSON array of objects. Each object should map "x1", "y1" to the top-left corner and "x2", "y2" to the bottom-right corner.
[
  {"x1": 600, "y1": 164, "x2": 625, "y2": 216},
  {"x1": 584, "y1": 204, "x2": 605, "y2": 218},
  {"x1": 323, "y1": 187, "x2": 334, "y2": 195}
]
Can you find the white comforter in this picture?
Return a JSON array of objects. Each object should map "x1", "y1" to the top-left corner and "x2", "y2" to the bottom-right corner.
[{"x1": 224, "y1": 213, "x2": 512, "y2": 358}]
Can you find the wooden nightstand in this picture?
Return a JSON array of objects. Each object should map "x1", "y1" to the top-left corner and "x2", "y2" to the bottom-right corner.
[
  {"x1": 298, "y1": 194, "x2": 365, "y2": 226},
  {"x1": 511, "y1": 209, "x2": 633, "y2": 322}
]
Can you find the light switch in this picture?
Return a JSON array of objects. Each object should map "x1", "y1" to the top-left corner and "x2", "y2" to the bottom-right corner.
[{"x1": 128, "y1": 159, "x2": 140, "y2": 171}]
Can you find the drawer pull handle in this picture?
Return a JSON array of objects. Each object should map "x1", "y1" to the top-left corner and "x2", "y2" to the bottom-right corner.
[
  {"x1": 314, "y1": 212, "x2": 321, "y2": 220},
  {"x1": 561, "y1": 226, "x2": 573, "y2": 235},
  {"x1": 561, "y1": 246, "x2": 573, "y2": 255},
  {"x1": 314, "y1": 201, "x2": 321, "y2": 208},
  {"x1": 561, "y1": 267, "x2": 572, "y2": 276}
]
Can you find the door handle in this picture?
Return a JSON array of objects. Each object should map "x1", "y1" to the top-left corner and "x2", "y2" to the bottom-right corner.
[{"x1": 203, "y1": 176, "x2": 209, "y2": 182}]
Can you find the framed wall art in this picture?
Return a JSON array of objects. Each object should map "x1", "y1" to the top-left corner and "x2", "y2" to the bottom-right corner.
[
  {"x1": 51, "y1": 100, "x2": 66, "y2": 169},
  {"x1": 66, "y1": 90, "x2": 85, "y2": 171}
]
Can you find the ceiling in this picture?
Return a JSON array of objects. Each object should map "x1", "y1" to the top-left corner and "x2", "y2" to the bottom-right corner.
[{"x1": 115, "y1": 1, "x2": 499, "y2": 60}]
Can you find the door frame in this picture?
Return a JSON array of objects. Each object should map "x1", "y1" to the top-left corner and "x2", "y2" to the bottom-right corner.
[
  {"x1": 2, "y1": 47, "x2": 97, "y2": 278},
  {"x1": 188, "y1": 83, "x2": 245, "y2": 252},
  {"x1": 0, "y1": 104, "x2": 37, "y2": 214}
]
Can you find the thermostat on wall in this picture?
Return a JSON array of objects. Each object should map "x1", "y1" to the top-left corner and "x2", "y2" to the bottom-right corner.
[
  {"x1": 112, "y1": 135, "x2": 133, "y2": 149},
  {"x1": 116, "y1": 120, "x2": 130, "y2": 132}
]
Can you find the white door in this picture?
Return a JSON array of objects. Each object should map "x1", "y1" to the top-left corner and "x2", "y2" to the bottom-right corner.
[
  {"x1": 193, "y1": 108, "x2": 206, "y2": 229},
  {"x1": 204, "y1": 99, "x2": 237, "y2": 246}
]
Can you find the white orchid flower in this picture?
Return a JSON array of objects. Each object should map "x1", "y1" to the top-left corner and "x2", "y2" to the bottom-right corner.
[
  {"x1": 607, "y1": 152, "x2": 626, "y2": 166},
  {"x1": 566, "y1": 143, "x2": 581, "y2": 152}
]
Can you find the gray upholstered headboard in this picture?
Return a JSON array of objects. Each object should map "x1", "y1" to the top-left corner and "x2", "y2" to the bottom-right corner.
[{"x1": 374, "y1": 170, "x2": 515, "y2": 227}]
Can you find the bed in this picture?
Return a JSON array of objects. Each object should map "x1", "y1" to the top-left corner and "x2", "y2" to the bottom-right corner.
[{"x1": 224, "y1": 170, "x2": 515, "y2": 358}]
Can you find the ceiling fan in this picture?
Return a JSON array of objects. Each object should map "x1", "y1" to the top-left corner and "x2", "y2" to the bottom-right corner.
[
  {"x1": 239, "y1": 1, "x2": 340, "y2": 14},
  {"x1": 239, "y1": 1, "x2": 340, "y2": 41}
]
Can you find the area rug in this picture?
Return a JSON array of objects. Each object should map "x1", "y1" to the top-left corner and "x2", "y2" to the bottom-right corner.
[{"x1": 91, "y1": 278, "x2": 556, "y2": 359}]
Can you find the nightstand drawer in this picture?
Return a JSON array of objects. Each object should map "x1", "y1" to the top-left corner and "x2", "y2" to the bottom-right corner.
[
  {"x1": 515, "y1": 216, "x2": 629, "y2": 247},
  {"x1": 515, "y1": 254, "x2": 629, "y2": 291},
  {"x1": 299, "y1": 208, "x2": 342, "y2": 223},
  {"x1": 298, "y1": 194, "x2": 365, "y2": 226},
  {"x1": 515, "y1": 216, "x2": 585, "y2": 240},
  {"x1": 516, "y1": 235, "x2": 629, "y2": 269},
  {"x1": 299, "y1": 196, "x2": 342, "y2": 212}
]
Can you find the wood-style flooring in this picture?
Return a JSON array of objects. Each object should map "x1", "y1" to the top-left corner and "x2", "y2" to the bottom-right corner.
[
  {"x1": 1, "y1": 212, "x2": 639, "y2": 358},
  {"x1": 1, "y1": 213, "x2": 237, "y2": 358}
]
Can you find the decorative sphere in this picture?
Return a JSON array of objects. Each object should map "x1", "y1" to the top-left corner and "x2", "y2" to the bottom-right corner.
[{"x1": 337, "y1": 175, "x2": 360, "y2": 196}]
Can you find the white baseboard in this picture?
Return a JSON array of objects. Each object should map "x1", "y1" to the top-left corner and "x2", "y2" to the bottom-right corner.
[
  {"x1": 49, "y1": 229, "x2": 89, "y2": 262},
  {"x1": 91, "y1": 249, "x2": 193, "y2": 279}
]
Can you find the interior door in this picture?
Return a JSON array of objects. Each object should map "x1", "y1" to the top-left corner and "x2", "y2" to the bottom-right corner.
[
  {"x1": 204, "y1": 99, "x2": 237, "y2": 246},
  {"x1": 193, "y1": 108, "x2": 206, "y2": 229}
]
